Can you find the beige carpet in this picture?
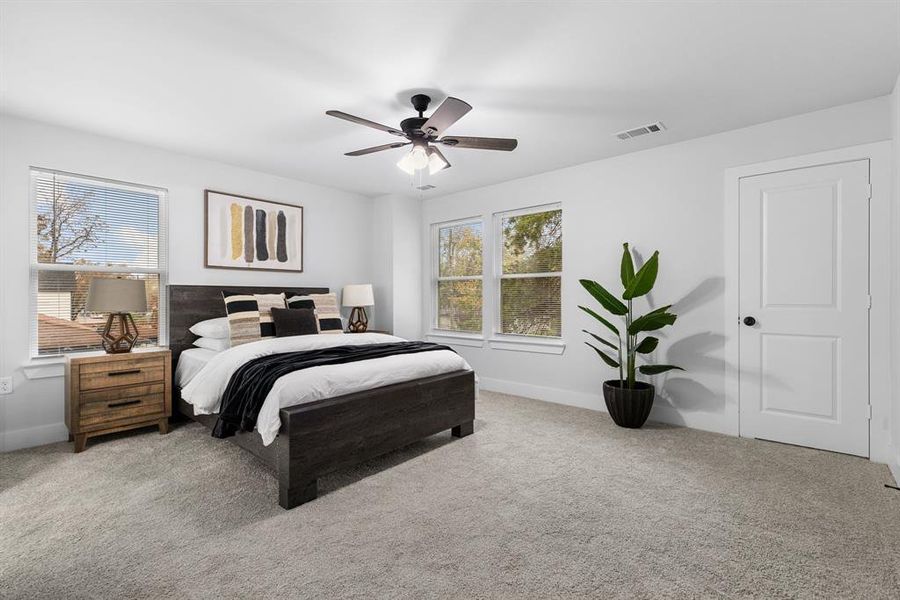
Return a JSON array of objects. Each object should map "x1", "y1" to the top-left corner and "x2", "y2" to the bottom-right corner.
[{"x1": 2, "y1": 391, "x2": 899, "y2": 599}]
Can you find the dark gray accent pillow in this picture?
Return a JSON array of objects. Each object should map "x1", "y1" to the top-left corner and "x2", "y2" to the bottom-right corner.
[{"x1": 272, "y1": 307, "x2": 319, "y2": 337}]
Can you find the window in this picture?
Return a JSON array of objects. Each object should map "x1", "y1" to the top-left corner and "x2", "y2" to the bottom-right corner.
[
  {"x1": 434, "y1": 219, "x2": 483, "y2": 333},
  {"x1": 496, "y1": 205, "x2": 562, "y2": 337},
  {"x1": 30, "y1": 169, "x2": 167, "y2": 356}
]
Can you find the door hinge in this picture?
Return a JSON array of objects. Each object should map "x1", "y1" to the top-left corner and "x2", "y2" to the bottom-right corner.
[
  {"x1": 866, "y1": 405, "x2": 872, "y2": 420},
  {"x1": 866, "y1": 183, "x2": 872, "y2": 200},
  {"x1": 867, "y1": 295, "x2": 872, "y2": 310}
]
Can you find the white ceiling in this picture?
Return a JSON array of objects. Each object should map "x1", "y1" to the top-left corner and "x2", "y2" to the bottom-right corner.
[{"x1": 2, "y1": 2, "x2": 899, "y2": 198}]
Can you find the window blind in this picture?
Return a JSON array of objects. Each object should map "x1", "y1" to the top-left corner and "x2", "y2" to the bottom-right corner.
[
  {"x1": 435, "y1": 220, "x2": 483, "y2": 333},
  {"x1": 30, "y1": 169, "x2": 167, "y2": 356},
  {"x1": 498, "y1": 207, "x2": 562, "y2": 337}
]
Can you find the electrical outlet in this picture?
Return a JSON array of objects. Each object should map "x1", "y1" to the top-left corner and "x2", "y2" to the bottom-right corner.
[{"x1": 0, "y1": 376, "x2": 12, "y2": 395}]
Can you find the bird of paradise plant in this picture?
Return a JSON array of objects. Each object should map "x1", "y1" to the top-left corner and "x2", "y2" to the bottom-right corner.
[{"x1": 579, "y1": 243, "x2": 683, "y2": 389}]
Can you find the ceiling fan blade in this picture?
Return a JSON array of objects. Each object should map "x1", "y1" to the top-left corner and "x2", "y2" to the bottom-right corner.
[
  {"x1": 420, "y1": 97, "x2": 472, "y2": 137},
  {"x1": 344, "y1": 142, "x2": 410, "y2": 156},
  {"x1": 438, "y1": 136, "x2": 518, "y2": 151},
  {"x1": 326, "y1": 110, "x2": 405, "y2": 137}
]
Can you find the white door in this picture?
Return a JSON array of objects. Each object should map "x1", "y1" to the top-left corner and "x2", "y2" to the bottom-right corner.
[{"x1": 738, "y1": 160, "x2": 870, "y2": 457}]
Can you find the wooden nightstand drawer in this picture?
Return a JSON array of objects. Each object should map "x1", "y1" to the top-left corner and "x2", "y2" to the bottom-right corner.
[
  {"x1": 79, "y1": 359, "x2": 166, "y2": 390},
  {"x1": 66, "y1": 348, "x2": 172, "y2": 452},
  {"x1": 80, "y1": 394, "x2": 165, "y2": 430},
  {"x1": 81, "y1": 382, "x2": 166, "y2": 405}
]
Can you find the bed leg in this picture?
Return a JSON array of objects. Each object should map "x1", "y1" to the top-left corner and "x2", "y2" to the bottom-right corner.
[
  {"x1": 452, "y1": 421, "x2": 474, "y2": 438},
  {"x1": 279, "y1": 478, "x2": 318, "y2": 509}
]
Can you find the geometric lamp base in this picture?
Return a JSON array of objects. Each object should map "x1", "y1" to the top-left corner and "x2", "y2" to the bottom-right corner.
[
  {"x1": 100, "y1": 312, "x2": 140, "y2": 354},
  {"x1": 347, "y1": 306, "x2": 368, "y2": 333}
]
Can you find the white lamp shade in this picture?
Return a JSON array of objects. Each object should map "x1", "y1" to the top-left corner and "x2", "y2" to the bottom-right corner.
[
  {"x1": 86, "y1": 278, "x2": 148, "y2": 313},
  {"x1": 342, "y1": 284, "x2": 374, "y2": 307}
]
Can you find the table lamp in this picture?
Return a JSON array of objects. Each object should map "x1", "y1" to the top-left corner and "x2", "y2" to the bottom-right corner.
[
  {"x1": 86, "y1": 278, "x2": 148, "y2": 353},
  {"x1": 342, "y1": 284, "x2": 374, "y2": 333}
]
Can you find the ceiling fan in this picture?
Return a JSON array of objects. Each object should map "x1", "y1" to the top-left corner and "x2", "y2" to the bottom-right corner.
[{"x1": 326, "y1": 94, "x2": 518, "y2": 175}]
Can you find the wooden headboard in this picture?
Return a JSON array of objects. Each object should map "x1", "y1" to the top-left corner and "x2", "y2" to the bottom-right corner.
[{"x1": 167, "y1": 284, "x2": 329, "y2": 366}]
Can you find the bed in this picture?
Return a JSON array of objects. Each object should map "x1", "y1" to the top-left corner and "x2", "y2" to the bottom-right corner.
[{"x1": 168, "y1": 285, "x2": 475, "y2": 509}]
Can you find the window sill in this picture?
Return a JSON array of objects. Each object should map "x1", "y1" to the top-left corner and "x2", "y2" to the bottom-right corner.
[
  {"x1": 23, "y1": 357, "x2": 66, "y2": 380},
  {"x1": 426, "y1": 332, "x2": 485, "y2": 348},
  {"x1": 487, "y1": 336, "x2": 566, "y2": 355},
  {"x1": 23, "y1": 347, "x2": 167, "y2": 379}
]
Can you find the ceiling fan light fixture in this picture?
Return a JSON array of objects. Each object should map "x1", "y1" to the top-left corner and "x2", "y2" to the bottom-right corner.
[
  {"x1": 427, "y1": 147, "x2": 449, "y2": 175},
  {"x1": 409, "y1": 142, "x2": 429, "y2": 169},
  {"x1": 396, "y1": 151, "x2": 416, "y2": 175},
  {"x1": 397, "y1": 140, "x2": 430, "y2": 174}
]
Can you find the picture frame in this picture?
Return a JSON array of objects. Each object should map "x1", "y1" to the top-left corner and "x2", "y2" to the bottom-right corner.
[{"x1": 204, "y1": 190, "x2": 304, "y2": 272}]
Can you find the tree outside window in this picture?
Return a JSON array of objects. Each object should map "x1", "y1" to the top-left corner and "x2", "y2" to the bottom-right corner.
[{"x1": 498, "y1": 207, "x2": 562, "y2": 337}]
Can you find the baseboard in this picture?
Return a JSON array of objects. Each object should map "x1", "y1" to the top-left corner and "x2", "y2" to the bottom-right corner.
[
  {"x1": 888, "y1": 445, "x2": 900, "y2": 485},
  {"x1": 889, "y1": 462, "x2": 900, "y2": 487},
  {"x1": 2, "y1": 422, "x2": 68, "y2": 452},
  {"x1": 478, "y1": 377, "x2": 607, "y2": 413},
  {"x1": 478, "y1": 376, "x2": 735, "y2": 436}
]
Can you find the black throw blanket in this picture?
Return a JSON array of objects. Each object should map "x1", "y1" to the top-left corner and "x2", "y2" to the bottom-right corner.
[{"x1": 212, "y1": 341, "x2": 454, "y2": 438}]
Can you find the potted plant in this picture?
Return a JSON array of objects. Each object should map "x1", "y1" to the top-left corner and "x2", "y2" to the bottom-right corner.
[{"x1": 579, "y1": 243, "x2": 683, "y2": 428}]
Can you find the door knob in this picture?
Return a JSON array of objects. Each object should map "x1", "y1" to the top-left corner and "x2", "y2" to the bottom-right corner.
[{"x1": 743, "y1": 316, "x2": 756, "y2": 326}]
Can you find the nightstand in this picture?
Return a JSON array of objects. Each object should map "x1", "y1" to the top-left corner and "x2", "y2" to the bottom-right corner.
[{"x1": 65, "y1": 348, "x2": 172, "y2": 452}]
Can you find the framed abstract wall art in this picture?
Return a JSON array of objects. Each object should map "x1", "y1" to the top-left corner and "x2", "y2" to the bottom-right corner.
[{"x1": 204, "y1": 190, "x2": 303, "y2": 272}]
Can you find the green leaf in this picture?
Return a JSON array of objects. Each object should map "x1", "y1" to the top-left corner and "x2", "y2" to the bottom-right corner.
[
  {"x1": 620, "y1": 243, "x2": 635, "y2": 289},
  {"x1": 579, "y1": 279, "x2": 628, "y2": 315},
  {"x1": 583, "y1": 329, "x2": 618, "y2": 351},
  {"x1": 638, "y1": 364, "x2": 684, "y2": 375},
  {"x1": 628, "y1": 311, "x2": 677, "y2": 335},
  {"x1": 585, "y1": 342, "x2": 620, "y2": 368},
  {"x1": 623, "y1": 251, "x2": 659, "y2": 300},
  {"x1": 635, "y1": 336, "x2": 659, "y2": 354},
  {"x1": 643, "y1": 304, "x2": 672, "y2": 317},
  {"x1": 578, "y1": 305, "x2": 620, "y2": 336}
]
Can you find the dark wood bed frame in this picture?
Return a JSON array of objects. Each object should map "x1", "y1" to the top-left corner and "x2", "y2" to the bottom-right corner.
[{"x1": 168, "y1": 285, "x2": 475, "y2": 509}]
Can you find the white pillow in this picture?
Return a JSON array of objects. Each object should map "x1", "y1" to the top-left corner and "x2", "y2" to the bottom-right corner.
[
  {"x1": 189, "y1": 317, "x2": 230, "y2": 339},
  {"x1": 192, "y1": 336, "x2": 230, "y2": 352}
]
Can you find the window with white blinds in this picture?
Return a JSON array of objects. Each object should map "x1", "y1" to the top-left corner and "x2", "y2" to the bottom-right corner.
[
  {"x1": 434, "y1": 219, "x2": 483, "y2": 333},
  {"x1": 496, "y1": 205, "x2": 562, "y2": 337},
  {"x1": 30, "y1": 169, "x2": 167, "y2": 356}
]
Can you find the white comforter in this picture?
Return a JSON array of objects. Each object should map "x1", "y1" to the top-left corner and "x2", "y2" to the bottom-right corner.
[{"x1": 180, "y1": 333, "x2": 473, "y2": 446}]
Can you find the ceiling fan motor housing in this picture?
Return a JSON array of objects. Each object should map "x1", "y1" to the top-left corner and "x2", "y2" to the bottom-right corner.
[{"x1": 400, "y1": 116, "x2": 429, "y2": 136}]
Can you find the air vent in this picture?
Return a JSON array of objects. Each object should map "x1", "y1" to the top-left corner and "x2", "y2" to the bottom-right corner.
[
  {"x1": 416, "y1": 184, "x2": 436, "y2": 191},
  {"x1": 615, "y1": 121, "x2": 666, "y2": 140}
]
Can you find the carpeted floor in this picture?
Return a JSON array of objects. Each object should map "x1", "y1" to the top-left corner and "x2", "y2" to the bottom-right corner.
[{"x1": 2, "y1": 391, "x2": 899, "y2": 599}]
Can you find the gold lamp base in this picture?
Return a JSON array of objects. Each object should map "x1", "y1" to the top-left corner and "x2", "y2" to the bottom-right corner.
[
  {"x1": 347, "y1": 306, "x2": 368, "y2": 333},
  {"x1": 100, "y1": 312, "x2": 140, "y2": 354}
]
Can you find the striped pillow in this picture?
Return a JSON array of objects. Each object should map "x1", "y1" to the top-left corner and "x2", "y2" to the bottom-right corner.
[
  {"x1": 285, "y1": 295, "x2": 316, "y2": 311},
  {"x1": 286, "y1": 293, "x2": 343, "y2": 333},
  {"x1": 222, "y1": 292, "x2": 261, "y2": 346},
  {"x1": 254, "y1": 293, "x2": 286, "y2": 338},
  {"x1": 308, "y1": 292, "x2": 343, "y2": 334}
]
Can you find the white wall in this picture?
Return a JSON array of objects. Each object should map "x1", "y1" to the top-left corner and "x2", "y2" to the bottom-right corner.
[
  {"x1": 891, "y1": 74, "x2": 900, "y2": 479},
  {"x1": 370, "y1": 194, "x2": 423, "y2": 339},
  {"x1": 0, "y1": 115, "x2": 375, "y2": 451},
  {"x1": 370, "y1": 196, "x2": 395, "y2": 333},
  {"x1": 421, "y1": 97, "x2": 893, "y2": 451}
]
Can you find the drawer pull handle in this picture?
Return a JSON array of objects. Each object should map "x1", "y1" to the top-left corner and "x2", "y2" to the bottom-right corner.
[
  {"x1": 108, "y1": 369, "x2": 141, "y2": 377},
  {"x1": 108, "y1": 399, "x2": 142, "y2": 408}
]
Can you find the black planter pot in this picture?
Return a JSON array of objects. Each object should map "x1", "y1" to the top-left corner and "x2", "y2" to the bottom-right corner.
[{"x1": 602, "y1": 380, "x2": 655, "y2": 428}]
